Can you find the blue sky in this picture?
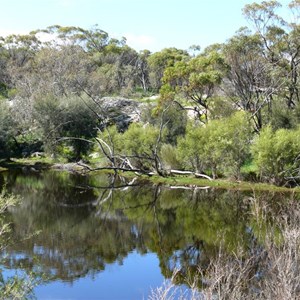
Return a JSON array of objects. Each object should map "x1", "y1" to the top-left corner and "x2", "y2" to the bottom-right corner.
[{"x1": 0, "y1": 0, "x2": 292, "y2": 52}]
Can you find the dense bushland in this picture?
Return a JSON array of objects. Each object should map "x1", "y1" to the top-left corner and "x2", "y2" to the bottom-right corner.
[{"x1": 0, "y1": 1, "x2": 299, "y2": 185}]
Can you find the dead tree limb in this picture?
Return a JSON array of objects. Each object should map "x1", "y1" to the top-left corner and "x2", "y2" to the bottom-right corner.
[{"x1": 170, "y1": 169, "x2": 212, "y2": 180}]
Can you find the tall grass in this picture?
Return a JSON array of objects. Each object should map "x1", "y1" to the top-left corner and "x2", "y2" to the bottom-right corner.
[{"x1": 149, "y1": 197, "x2": 300, "y2": 300}]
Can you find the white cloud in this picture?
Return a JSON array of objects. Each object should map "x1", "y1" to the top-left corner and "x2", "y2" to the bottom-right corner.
[{"x1": 124, "y1": 33, "x2": 156, "y2": 51}]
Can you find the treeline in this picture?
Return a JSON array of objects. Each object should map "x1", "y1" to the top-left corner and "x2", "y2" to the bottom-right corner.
[{"x1": 0, "y1": 0, "x2": 300, "y2": 185}]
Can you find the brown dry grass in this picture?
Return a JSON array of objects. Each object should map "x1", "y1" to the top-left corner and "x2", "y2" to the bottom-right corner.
[{"x1": 149, "y1": 197, "x2": 300, "y2": 300}]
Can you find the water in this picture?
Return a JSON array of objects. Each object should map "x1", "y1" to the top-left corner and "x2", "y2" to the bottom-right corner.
[{"x1": 0, "y1": 169, "x2": 294, "y2": 299}]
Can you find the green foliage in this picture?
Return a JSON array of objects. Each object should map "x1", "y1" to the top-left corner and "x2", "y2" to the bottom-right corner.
[
  {"x1": 0, "y1": 102, "x2": 16, "y2": 158},
  {"x1": 94, "y1": 125, "x2": 122, "y2": 165},
  {"x1": 270, "y1": 99, "x2": 296, "y2": 130},
  {"x1": 160, "y1": 144, "x2": 182, "y2": 170},
  {"x1": 121, "y1": 123, "x2": 163, "y2": 170},
  {"x1": 0, "y1": 82, "x2": 7, "y2": 98},
  {"x1": 148, "y1": 48, "x2": 189, "y2": 92},
  {"x1": 142, "y1": 103, "x2": 187, "y2": 145},
  {"x1": 209, "y1": 96, "x2": 236, "y2": 119},
  {"x1": 161, "y1": 51, "x2": 228, "y2": 122},
  {"x1": 177, "y1": 122, "x2": 208, "y2": 173},
  {"x1": 0, "y1": 190, "x2": 19, "y2": 249},
  {"x1": 0, "y1": 19, "x2": 298, "y2": 184},
  {"x1": 34, "y1": 94, "x2": 100, "y2": 159},
  {"x1": 122, "y1": 123, "x2": 160, "y2": 155},
  {"x1": 251, "y1": 126, "x2": 300, "y2": 184},
  {"x1": 60, "y1": 96, "x2": 99, "y2": 159},
  {"x1": 14, "y1": 131, "x2": 43, "y2": 157},
  {"x1": 177, "y1": 112, "x2": 252, "y2": 178},
  {"x1": 96, "y1": 123, "x2": 165, "y2": 171}
]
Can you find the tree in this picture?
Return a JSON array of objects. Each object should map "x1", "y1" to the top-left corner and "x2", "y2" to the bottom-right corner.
[
  {"x1": 135, "y1": 50, "x2": 151, "y2": 93},
  {"x1": 0, "y1": 33, "x2": 41, "y2": 98},
  {"x1": 38, "y1": 25, "x2": 115, "y2": 53},
  {"x1": 95, "y1": 122, "x2": 167, "y2": 175},
  {"x1": 243, "y1": 0, "x2": 300, "y2": 110},
  {"x1": 142, "y1": 102, "x2": 187, "y2": 145},
  {"x1": 222, "y1": 28, "x2": 275, "y2": 131},
  {"x1": 0, "y1": 102, "x2": 16, "y2": 158},
  {"x1": 147, "y1": 48, "x2": 190, "y2": 92},
  {"x1": 32, "y1": 45, "x2": 91, "y2": 98},
  {"x1": 33, "y1": 95, "x2": 100, "y2": 159},
  {"x1": 161, "y1": 51, "x2": 228, "y2": 123}
]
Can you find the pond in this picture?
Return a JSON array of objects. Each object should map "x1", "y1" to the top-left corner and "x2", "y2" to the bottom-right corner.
[{"x1": 0, "y1": 170, "x2": 297, "y2": 299}]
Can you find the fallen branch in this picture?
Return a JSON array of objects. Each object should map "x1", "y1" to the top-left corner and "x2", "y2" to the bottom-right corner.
[
  {"x1": 83, "y1": 166, "x2": 146, "y2": 173},
  {"x1": 77, "y1": 161, "x2": 213, "y2": 181},
  {"x1": 170, "y1": 169, "x2": 212, "y2": 180},
  {"x1": 169, "y1": 185, "x2": 210, "y2": 190}
]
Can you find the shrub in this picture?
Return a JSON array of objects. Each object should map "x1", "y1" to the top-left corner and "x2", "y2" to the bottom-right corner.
[
  {"x1": 160, "y1": 144, "x2": 182, "y2": 170},
  {"x1": 34, "y1": 94, "x2": 100, "y2": 160},
  {"x1": 251, "y1": 126, "x2": 300, "y2": 185},
  {"x1": 177, "y1": 112, "x2": 252, "y2": 178}
]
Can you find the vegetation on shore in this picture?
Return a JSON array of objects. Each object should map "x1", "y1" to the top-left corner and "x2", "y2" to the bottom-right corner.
[
  {"x1": 0, "y1": 0, "x2": 300, "y2": 298},
  {"x1": 0, "y1": 0, "x2": 299, "y2": 187},
  {"x1": 2, "y1": 156, "x2": 300, "y2": 194}
]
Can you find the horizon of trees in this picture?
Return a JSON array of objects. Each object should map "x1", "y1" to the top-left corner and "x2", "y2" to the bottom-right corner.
[{"x1": 0, "y1": 0, "x2": 299, "y2": 186}]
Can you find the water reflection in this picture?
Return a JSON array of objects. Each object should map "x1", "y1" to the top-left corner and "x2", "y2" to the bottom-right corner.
[{"x1": 0, "y1": 170, "x2": 294, "y2": 296}]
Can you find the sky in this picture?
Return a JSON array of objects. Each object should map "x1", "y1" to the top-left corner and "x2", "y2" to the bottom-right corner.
[{"x1": 0, "y1": 0, "x2": 292, "y2": 52}]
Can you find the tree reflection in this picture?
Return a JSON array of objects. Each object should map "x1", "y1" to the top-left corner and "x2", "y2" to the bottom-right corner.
[{"x1": 0, "y1": 170, "x2": 285, "y2": 288}]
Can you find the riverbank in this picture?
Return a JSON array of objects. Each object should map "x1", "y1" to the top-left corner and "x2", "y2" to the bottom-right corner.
[{"x1": 1, "y1": 158, "x2": 299, "y2": 194}]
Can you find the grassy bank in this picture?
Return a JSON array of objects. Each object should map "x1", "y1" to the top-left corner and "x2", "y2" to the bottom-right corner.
[
  {"x1": 138, "y1": 174, "x2": 300, "y2": 193},
  {"x1": 2, "y1": 158, "x2": 300, "y2": 193}
]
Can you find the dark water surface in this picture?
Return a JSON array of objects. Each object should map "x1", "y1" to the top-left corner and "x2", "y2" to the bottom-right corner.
[{"x1": 0, "y1": 170, "x2": 294, "y2": 299}]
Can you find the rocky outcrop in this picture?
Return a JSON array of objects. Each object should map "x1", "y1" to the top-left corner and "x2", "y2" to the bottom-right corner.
[{"x1": 98, "y1": 97, "x2": 143, "y2": 131}]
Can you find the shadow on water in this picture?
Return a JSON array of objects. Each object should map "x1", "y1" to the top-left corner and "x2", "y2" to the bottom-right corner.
[{"x1": 0, "y1": 169, "x2": 297, "y2": 297}]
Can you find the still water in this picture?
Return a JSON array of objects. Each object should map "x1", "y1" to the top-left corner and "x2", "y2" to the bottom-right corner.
[{"x1": 0, "y1": 170, "x2": 292, "y2": 299}]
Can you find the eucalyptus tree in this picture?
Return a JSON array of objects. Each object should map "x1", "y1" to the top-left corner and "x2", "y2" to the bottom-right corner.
[
  {"x1": 222, "y1": 28, "x2": 275, "y2": 131},
  {"x1": 243, "y1": 0, "x2": 300, "y2": 109},
  {"x1": 0, "y1": 102, "x2": 16, "y2": 158},
  {"x1": 135, "y1": 49, "x2": 151, "y2": 93},
  {"x1": 32, "y1": 44, "x2": 91, "y2": 98},
  {"x1": 0, "y1": 33, "x2": 41, "y2": 98},
  {"x1": 38, "y1": 25, "x2": 116, "y2": 53},
  {"x1": 0, "y1": 42, "x2": 9, "y2": 98},
  {"x1": 33, "y1": 94, "x2": 100, "y2": 159},
  {"x1": 161, "y1": 51, "x2": 228, "y2": 123},
  {"x1": 147, "y1": 47, "x2": 190, "y2": 92},
  {"x1": 44, "y1": 25, "x2": 149, "y2": 96}
]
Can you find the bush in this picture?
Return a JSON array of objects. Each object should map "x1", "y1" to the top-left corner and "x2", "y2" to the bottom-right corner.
[
  {"x1": 142, "y1": 103, "x2": 187, "y2": 145},
  {"x1": 251, "y1": 126, "x2": 300, "y2": 185},
  {"x1": 160, "y1": 144, "x2": 182, "y2": 170},
  {"x1": 121, "y1": 123, "x2": 164, "y2": 171},
  {"x1": 34, "y1": 94, "x2": 100, "y2": 160},
  {"x1": 177, "y1": 112, "x2": 252, "y2": 178}
]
